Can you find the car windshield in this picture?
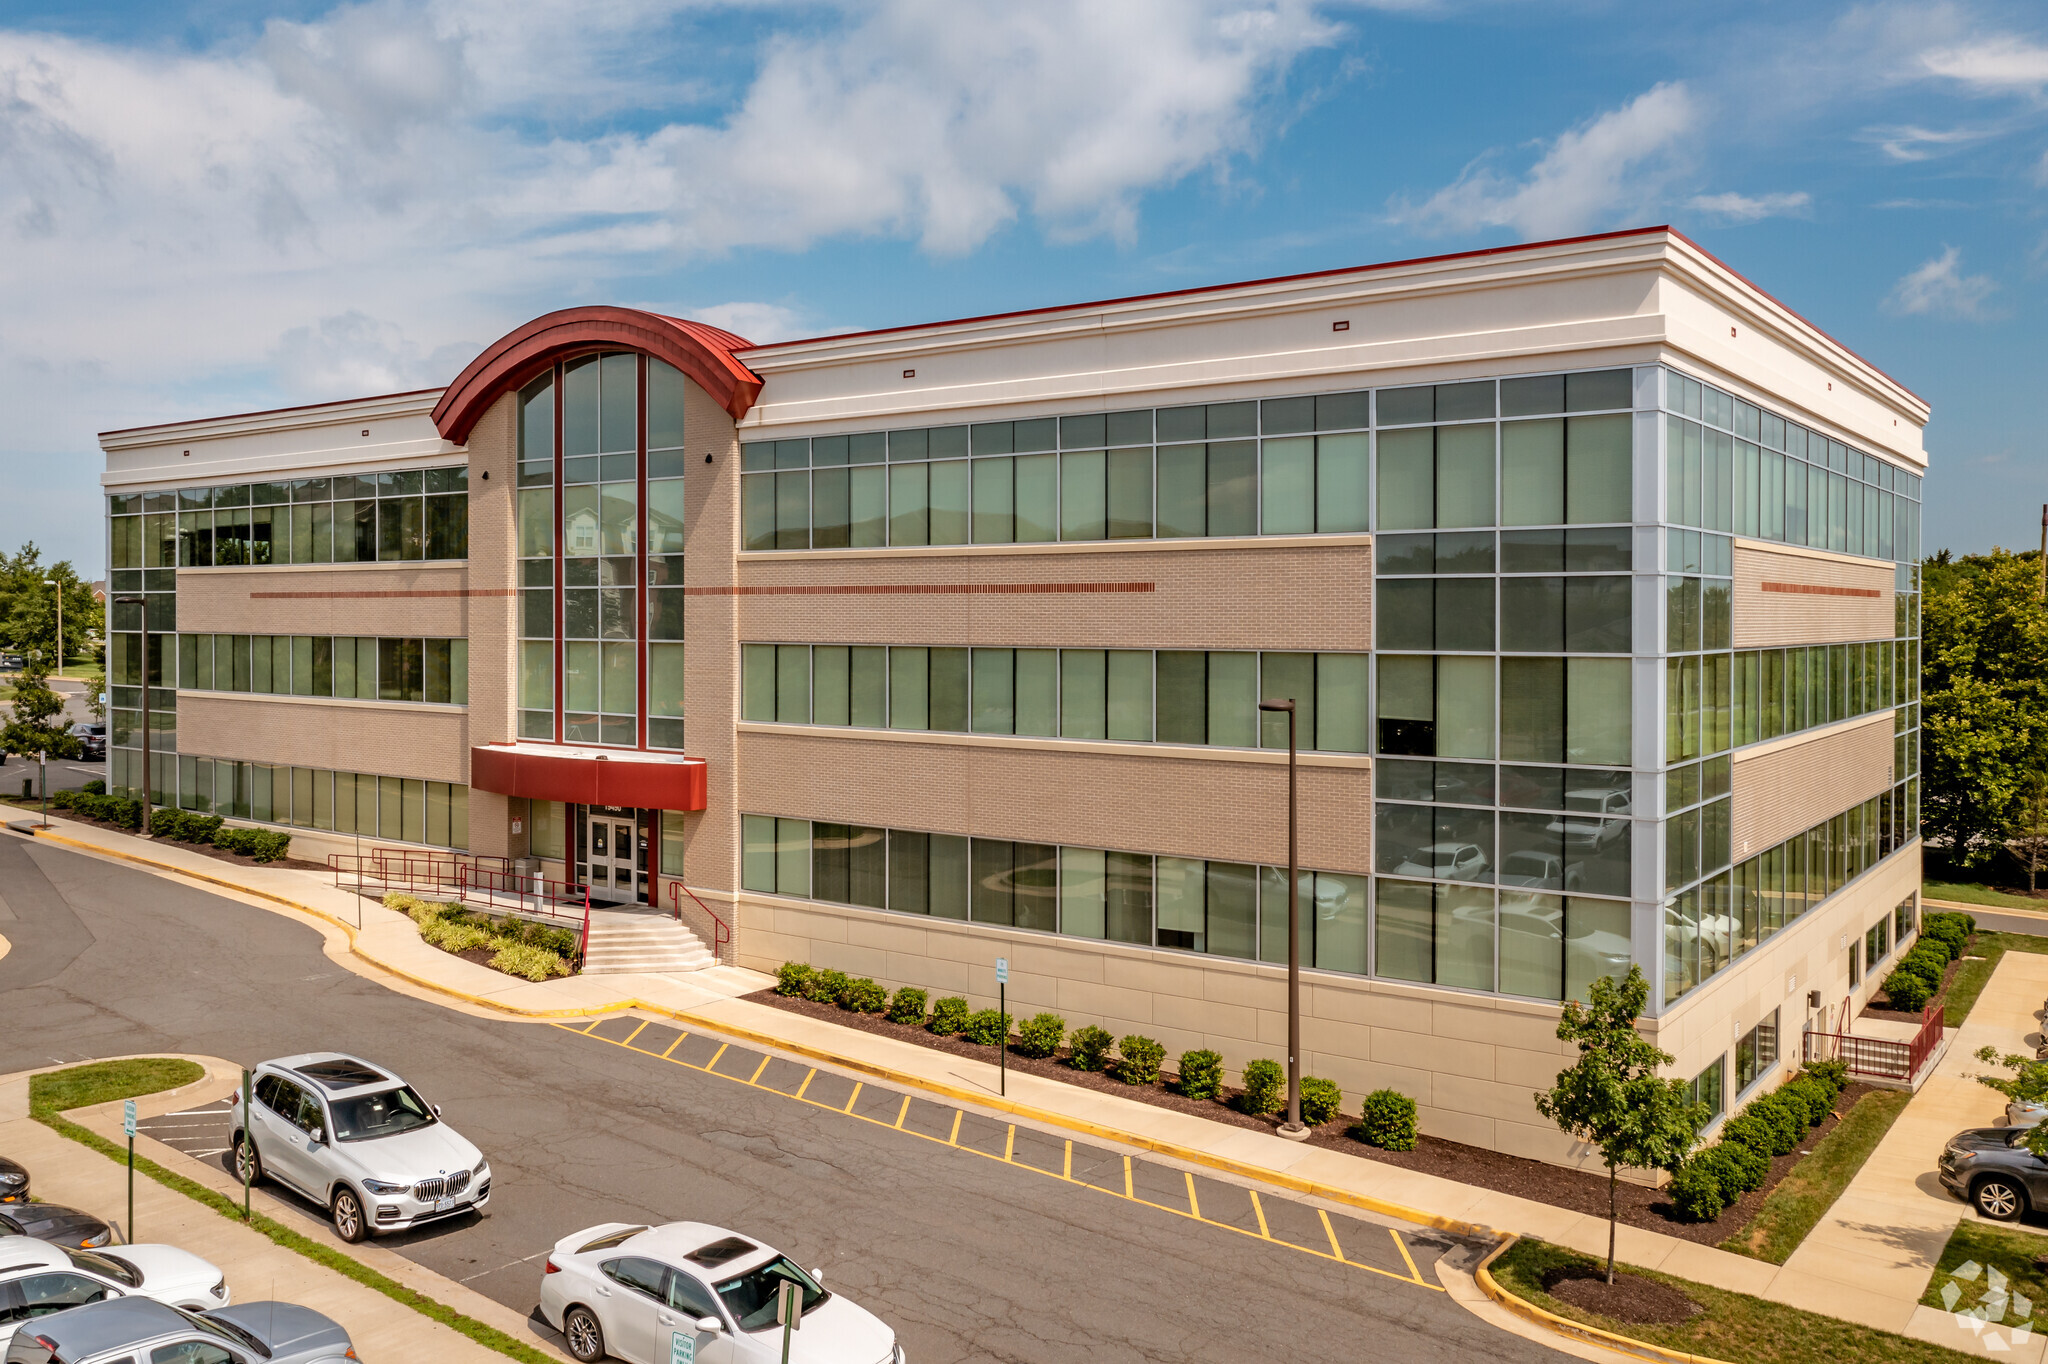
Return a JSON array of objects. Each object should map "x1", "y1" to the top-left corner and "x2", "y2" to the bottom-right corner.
[
  {"x1": 328, "y1": 1085, "x2": 437, "y2": 1142},
  {"x1": 66, "y1": 1250, "x2": 140, "y2": 1286},
  {"x1": 714, "y1": 1256, "x2": 827, "y2": 1332}
]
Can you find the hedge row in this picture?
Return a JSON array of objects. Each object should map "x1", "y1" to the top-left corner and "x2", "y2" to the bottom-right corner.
[
  {"x1": 1668, "y1": 1059, "x2": 1850, "y2": 1221},
  {"x1": 1879, "y1": 911, "x2": 1974, "y2": 1012},
  {"x1": 48, "y1": 785, "x2": 294, "y2": 862},
  {"x1": 772, "y1": 961, "x2": 1418, "y2": 1149},
  {"x1": 385, "y1": 893, "x2": 577, "y2": 981}
]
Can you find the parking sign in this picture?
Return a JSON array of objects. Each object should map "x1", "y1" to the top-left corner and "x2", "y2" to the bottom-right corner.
[
  {"x1": 995, "y1": 957, "x2": 1009, "y2": 984},
  {"x1": 124, "y1": 1099, "x2": 136, "y2": 1137},
  {"x1": 670, "y1": 1330, "x2": 693, "y2": 1363}
]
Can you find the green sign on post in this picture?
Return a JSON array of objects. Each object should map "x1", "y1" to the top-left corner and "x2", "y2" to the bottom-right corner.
[
  {"x1": 123, "y1": 1100, "x2": 136, "y2": 1243},
  {"x1": 669, "y1": 1331, "x2": 694, "y2": 1364}
]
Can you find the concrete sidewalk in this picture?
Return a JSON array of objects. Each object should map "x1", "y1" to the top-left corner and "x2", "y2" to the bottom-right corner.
[
  {"x1": 2, "y1": 1054, "x2": 558, "y2": 1363},
  {"x1": 10, "y1": 813, "x2": 2010, "y2": 1354}
]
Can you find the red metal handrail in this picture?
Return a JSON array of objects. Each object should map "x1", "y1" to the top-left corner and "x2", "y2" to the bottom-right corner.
[
  {"x1": 666, "y1": 881, "x2": 733, "y2": 964},
  {"x1": 1801, "y1": 1003, "x2": 1944, "y2": 1083},
  {"x1": 330, "y1": 853, "x2": 593, "y2": 956}
]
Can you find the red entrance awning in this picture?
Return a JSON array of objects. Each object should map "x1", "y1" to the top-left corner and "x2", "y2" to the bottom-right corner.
[{"x1": 469, "y1": 744, "x2": 707, "y2": 811}]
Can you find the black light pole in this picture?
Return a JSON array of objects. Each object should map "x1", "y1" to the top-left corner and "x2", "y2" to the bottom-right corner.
[
  {"x1": 1260, "y1": 697, "x2": 1306, "y2": 1140},
  {"x1": 113, "y1": 596, "x2": 150, "y2": 830}
]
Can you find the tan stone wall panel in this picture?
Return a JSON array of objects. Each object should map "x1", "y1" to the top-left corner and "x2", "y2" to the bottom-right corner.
[
  {"x1": 681, "y1": 381, "x2": 743, "y2": 892},
  {"x1": 175, "y1": 565, "x2": 476, "y2": 637},
  {"x1": 178, "y1": 694, "x2": 468, "y2": 782},
  {"x1": 1732, "y1": 542, "x2": 1893, "y2": 648},
  {"x1": 736, "y1": 540, "x2": 1371, "y2": 651},
  {"x1": 736, "y1": 729, "x2": 1371, "y2": 873},
  {"x1": 1731, "y1": 712, "x2": 1894, "y2": 859},
  {"x1": 463, "y1": 394, "x2": 519, "y2": 854}
]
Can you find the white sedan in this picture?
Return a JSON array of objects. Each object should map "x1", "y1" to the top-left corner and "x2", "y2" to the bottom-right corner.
[
  {"x1": 0, "y1": 1235, "x2": 228, "y2": 1347},
  {"x1": 540, "y1": 1221, "x2": 903, "y2": 1364}
]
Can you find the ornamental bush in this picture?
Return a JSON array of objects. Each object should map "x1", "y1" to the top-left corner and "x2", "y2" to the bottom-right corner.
[
  {"x1": 1718, "y1": 1112, "x2": 1777, "y2": 1160},
  {"x1": 803, "y1": 968, "x2": 849, "y2": 1005},
  {"x1": 1353, "y1": 1088, "x2": 1418, "y2": 1151},
  {"x1": 1015, "y1": 1012, "x2": 1066, "y2": 1059},
  {"x1": 1113, "y1": 1035, "x2": 1165, "y2": 1085},
  {"x1": 48, "y1": 789, "x2": 75, "y2": 809},
  {"x1": 1803, "y1": 1058, "x2": 1848, "y2": 1099},
  {"x1": 927, "y1": 996, "x2": 971, "y2": 1036},
  {"x1": 1745, "y1": 1094, "x2": 1805, "y2": 1157},
  {"x1": 962, "y1": 1009, "x2": 1011, "y2": 1047},
  {"x1": 1238, "y1": 1059, "x2": 1285, "y2": 1116},
  {"x1": 491, "y1": 942, "x2": 570, "y2": 982},
  {"x1": 1668, "y1": 1156, "x2": 1730, "y2": 1222},
  {"x1": 213, "y1": 827, "x2": 291, "y2": 861},
  {"x1": 1881, "y1": 967, "x2": 1932, "y2": 1014},
  {"x1": 842, "y1": 977, "x2": 888, "y2": 1013},
  {"x1": 774, "y1": 962, "x2": 814, "y2": 997},
  {"x1": 1175, "y1": 1049, "x2": 1224, "y2": 1100},
  {"x1": 1711, "y1": 1136, "x2": 1770, "y2": 1196},
  {"x1": 885, "y1": 986, "x2": 928, "y2": 1025},
  {"x1": 1068, "y1": 1025, "x2": 1114, "y2": 1071},
  {"x1": 1299, "y1": 1076, "x2": 1342, "y2": 1127},
  {"x1": 1779, "y1": 1077, "x2": 1834, "y2": 1127},
  {"x1": 82, "y1": 779, "x2": 105, "y2": 795}
]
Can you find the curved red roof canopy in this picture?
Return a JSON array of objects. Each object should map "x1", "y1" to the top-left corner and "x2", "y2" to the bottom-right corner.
[
  {"x1": 432, "y1": 306, "x2": 762, "y2": 444},
  {"x1": 470, "y1": 744, "x2": 708, "y2": 812}
]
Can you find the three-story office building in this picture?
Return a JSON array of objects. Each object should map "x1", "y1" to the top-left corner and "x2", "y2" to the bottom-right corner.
[{"x1": 100, "y1": 227, "x2": 1925, "y2": 1166}]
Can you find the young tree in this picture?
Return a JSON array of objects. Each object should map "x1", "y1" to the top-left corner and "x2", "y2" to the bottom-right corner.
[
  {"x1": 1535, "y1": 965, "x2": 1707, "y2": 1283},
  {"x1": 1, "y1": 646, "x2": 81, "y2": 763},
  {"x1": 1972, "y1": 1047, "x2": 2048, "y2": 1158}
]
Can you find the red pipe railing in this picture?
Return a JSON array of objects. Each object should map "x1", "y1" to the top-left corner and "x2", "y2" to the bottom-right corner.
[
  {"x1": 1801, "y1": 1003, "x2": 1944, "y2": 1083},
  {"x1": 666, "y1": 881, "x2": 733, "y2": 965},
  {"x1": 330, "y1": 850, "x2": 592, "y2": 956}
]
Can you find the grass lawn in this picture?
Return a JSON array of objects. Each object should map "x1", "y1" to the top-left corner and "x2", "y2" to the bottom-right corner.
[
  {"x1": 28, "y1": 1058, "x2": 203, "y2": 1117},
  {"x1": 1721, "y1": 1087, "x2": 1913, "y2": 1264},
  {"x1": 1946, "y1": 931, "x2": 2048, "y2": 1029},
  {"x1": 1491, "y1": 1237, "x2": 1971, "y2": 1364},
  {"x1": 1926, "y1": 880, "x2": 2047, "y2": 911},
  {"x1": 1920, "y1": 1221, "x2": 2048, "y2": 1335}
]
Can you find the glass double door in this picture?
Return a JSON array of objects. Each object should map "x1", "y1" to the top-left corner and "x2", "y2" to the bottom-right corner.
[{"x1": 579, "y1": 805, "x2": 648, "y2": 903}]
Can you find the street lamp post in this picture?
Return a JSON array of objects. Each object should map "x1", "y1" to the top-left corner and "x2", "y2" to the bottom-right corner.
[
  {"x1": 1259, "y1": 697, "x2": 1307, "y2": 1140},
  {"x1": 112, "y1": 595, "x2": 150, "y2": 831},
  {"x1": 44, "y1": 576, "x2": 63, "y2": 677}
]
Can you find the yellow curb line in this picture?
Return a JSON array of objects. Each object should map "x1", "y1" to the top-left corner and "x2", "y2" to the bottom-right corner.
[
  {"x1": 1473, "y1": 1237, "x2": 1736, "y2": 1364},
  {"x1": 22, "y1": 825, "x2": 1490, "y2": 1241}
]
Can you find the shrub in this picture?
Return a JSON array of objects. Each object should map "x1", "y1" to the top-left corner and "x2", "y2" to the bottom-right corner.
[
  {"x1": 1299, "y1": 1076, "x2": 1342, "y2": 1127},
  {"x1": 1669, "y1": 1156, "x2": 1730, "y2": 1222},
  {"x1": 773, "y1": 962, "x2": 813, "y2": 996},
  {"x1": 1353, "y1": 1088, "x2": 1418, "y2": 1151},
  {"x1": 1175, "y1": 1049, "x2": 1224, "y2": 1100},
  {"x1": 962, "y1": 1009, "x2": 1012, "y2": 1047},
  {"x1": 48, "y1": 789, "x2": 75, "y2": 809},
  {"x1": 1744, "y1": 1095, "x2": 1804, "y2": 1157},
  {"x1": 521, "y1": 922, "x2": 579, "y2": 956},
  {"x1": 491, "y1": 942, "x2": 570, "y2": 981},
  {"x1": 842, "y1": 977, "x2": 888, "y2": 1013},
  {"x1": 927, "y1": 996, "x2": 971, "y2": 1036},
  {"x1": 82, "y1": 779, "x2": 105, "y2": 795},
  {"x1": 1015, "y1": 1013, "x2": 1066, "y2": 1059},
  {"x1": 212, "y1": 827, "x2": 291, "y2": 861},
  {"x1": 1902, "y1": 941, "x2": 1948, "y2": 984},
  {"x1": 423, "y1": 919, "x2": 494, "y2": 953},
  {"x1": 149, "y1": 807, "x2": 190, "y2": 839},
  {"x1": 803, "y1": 968, "x2": 849, "y2": 1005},
  {"x1": 1068, "y1": 1025, "x2": 1114, "y2": 1071},
  {"x1": 1880, "y1": 967, "x2": 1932, "y2": 1013},
  {"x1": 1238, "y1": 1059, "x2": 1285, "y2": 1116},
  {"x1": 1803, "y1": 1058, "x2": 1848, "y2": 1099},
  {"x1": 1718, "y1": 1111, "x2": 1777, "y2": 1159},
  {"x1": 383, "y1": 892, "x2": 423, "y2": 912},
  {"x1": 1922, "y1": 914, "x2": 1969, "y2": 960},
  {"x1": 885, "y1": 987, "x2": 928, "y2": 1026},
  {"x1": 1113, "y1": 1035, "x2": 1165, "y2": 1085},
  {"x1": 1710, "y1": 1137, "x2": 1769, "y2": 1195},
  {"x1": 1779, "y1": 1077, "x2": 1833, "y2": 1127}
]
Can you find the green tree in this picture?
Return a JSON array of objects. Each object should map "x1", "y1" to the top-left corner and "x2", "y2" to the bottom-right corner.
[
  {"x1": 1, "y1": 543, "x2": 103, "y2": 671},
  {"x1": 1971, "y1": 1047, "x2": 2048, "y2": 1158},
  {"x1": 1921, "y1": 548, "x2": 2048, "y2": 866},
  {"x1": 1, "y1": 644, "x2": 81, "y2": 762},
  {"x1": 1535, "y1": 966, "x2": 1706, "y2": 1283}
]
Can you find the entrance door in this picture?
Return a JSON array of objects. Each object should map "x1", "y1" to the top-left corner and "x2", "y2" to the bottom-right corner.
[{"x1": 580, "y1": 806, "x2": 648, "y2": 903}]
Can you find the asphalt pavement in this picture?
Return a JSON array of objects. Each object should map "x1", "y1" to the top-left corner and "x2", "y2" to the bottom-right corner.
[
  {"x1": 1944, "y1": 905, "x2": 2048, "y2": 937},
  {"x1": 0, "y1": 833, "x2": 1563, "y2": 1363}
]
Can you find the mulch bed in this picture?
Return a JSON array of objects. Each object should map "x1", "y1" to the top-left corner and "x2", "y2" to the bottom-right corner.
[
  {"x1": 7, "y1": 803, "x2": 327, "y2": 871},
  {"x1": 747, "y1": 986, "x2": 1870, "y2": 1244},
  {"x1": 1542, "y1": 1264, "x2": 1702, "y2": 1325}
]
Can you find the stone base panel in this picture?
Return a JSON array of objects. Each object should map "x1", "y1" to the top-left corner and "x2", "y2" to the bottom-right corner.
[
  {"x1": 736, "y1": 727, "x2": 1372, "y2": 875},
  {"x1": 175, "y1": 692, "x2": 469, "y2": 784},
  {"x1": 736, "y1": 539, "x2": 1372, "y2": 652}
]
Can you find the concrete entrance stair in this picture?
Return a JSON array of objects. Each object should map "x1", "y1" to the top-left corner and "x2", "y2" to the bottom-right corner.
[{"x1": 580, "y1": 906, "x2": 716, "y2": 974}]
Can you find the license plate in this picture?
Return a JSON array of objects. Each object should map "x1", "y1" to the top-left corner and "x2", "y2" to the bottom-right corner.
[{"x1": 433, "y1": 1197, "x2": 456, "y2": 1212}]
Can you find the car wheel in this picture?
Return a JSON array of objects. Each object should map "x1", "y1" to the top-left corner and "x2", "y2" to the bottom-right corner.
[
  {"x1": 563, "y1": 1306, "x2": 607, "y2": 1362},
  {"x1": 331, "y1": 1187, "x2": 368, "y2": 1243},
  {"x1": 1974, "y1": 1176, "x2": 2027, "y2": 1222},
  {"x1": 233, "y1": 1135, "x2": 263, "y2": 1188}
]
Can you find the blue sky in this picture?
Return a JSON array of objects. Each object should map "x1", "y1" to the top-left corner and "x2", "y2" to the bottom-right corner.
[{"x1": 2, "y1": 0, "x2": 2043, "y2": 575}]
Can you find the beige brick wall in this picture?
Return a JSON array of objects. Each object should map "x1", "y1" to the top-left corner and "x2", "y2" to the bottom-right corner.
[
  {"x1": 680, "y1": 381, "x2": 743, "y2": 891},
  {"x1": 175, "y1": 564, "x2": 475, "y2": 636},
  {"x1": 178, "y1": 692, "x2": 468, "y2": 782},
  {"x1": 1731, "y1": 712, "x2": 1894, "y2": 859},
  {"x1": 464, "y1": 394, "x2": 520, "y2": 857},
  {"x1": 1732, "y1": 541, "x2": 1893, "y2": 648},
  {"x1": 736, "y1": 727, "x2": 1371, "y2": 874},
  {"x1": 737, "y1": 539, "x2": 1371, "y2": 650}
]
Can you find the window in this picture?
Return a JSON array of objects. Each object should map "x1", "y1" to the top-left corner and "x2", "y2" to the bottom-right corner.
[
  {"x1": 1735, "y1": 1010, "x2": 1779, "y2": 1093},
  {"x1": 1688, "y1": 1056, "x2": 1725, "y2": 1122},
  {"x1": 603, "y1": 1258, "x2": 670, "y2": 1302},
  {"x1": 156, "y1": 466, "x2": 467, "y2": 567}
]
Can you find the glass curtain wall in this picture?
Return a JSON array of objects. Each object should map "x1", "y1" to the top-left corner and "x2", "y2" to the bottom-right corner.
[
  {"x1": 518, "y1": 353, "x2": 689, "y2": 749},
  {"x1": 170, "y1": 753, "x2": 469, "y2": 849}
]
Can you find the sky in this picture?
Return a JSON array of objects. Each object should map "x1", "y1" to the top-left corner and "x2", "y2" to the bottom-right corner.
[{"x1": 2, "y1": 0, "x2": 2044, "y2": 576}]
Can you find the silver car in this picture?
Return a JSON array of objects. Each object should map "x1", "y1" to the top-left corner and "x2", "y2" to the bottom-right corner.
[
  {"x1": 1, "y1": 1296, "x2": 354, "y2": 1364},
  {"x1": 231, "y1": 1052, "x2": 489, "y2": 1243}
]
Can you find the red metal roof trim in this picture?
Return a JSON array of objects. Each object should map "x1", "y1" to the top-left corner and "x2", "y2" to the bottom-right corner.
[
  {"x1": 470, "y1": 744, "x2": 708, "y2": 812},
  {"x1": 432, "y1": 307, "x2": 763, "y2": 443}
]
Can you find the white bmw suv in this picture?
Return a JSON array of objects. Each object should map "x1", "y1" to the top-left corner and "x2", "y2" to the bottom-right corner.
[{"x1": 231, "y1": 1053, "x2": 490, "y2": 1242}]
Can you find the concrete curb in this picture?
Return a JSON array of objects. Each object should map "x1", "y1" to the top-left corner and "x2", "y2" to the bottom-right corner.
[
  {"x1": 1472, "y1": 1237, "x2": 1737, "y2": 1364},
  {"x1": 19, "y1": 822, "x2": 1497, "y2": 1243}
]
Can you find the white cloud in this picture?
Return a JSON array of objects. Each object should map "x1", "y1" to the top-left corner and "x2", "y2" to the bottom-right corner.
[
  {"x1": 1862, "y1": 122, "x2": 1998, "y2": 162},
  {"x1": 1920, "y1": 35, "x2": 2048, "y2": 93},
  {"x1": 270, "y1": 312, "x2": 480, "y2": 397},
  {"x1": 1885, "y1": 246, "x2": 1998, "y2": 319},
  {"x1": 1390, "y1": 83, "x2": 1699, "y2": 239},
  {"x1": 679, "y1": 301, "x2": 811, "y2": 344},
  {"x1": 1685, "y1": 191, "x2": 1812, "y2": 224}
]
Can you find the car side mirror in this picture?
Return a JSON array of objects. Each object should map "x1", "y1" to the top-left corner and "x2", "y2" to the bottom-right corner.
[
  {"x1": 696, "y1": 1317, "x2": 723, "y2": 1333},
  {"x1": 432, "y1": 1105, "x2": 442, "y2": 1118},
  {"x1": 809, "y1": 1268, "x2": 824, "y2": 1284},
  {"x1": 309, "y1": 1127, "x2": 324, "y2": 1145}
]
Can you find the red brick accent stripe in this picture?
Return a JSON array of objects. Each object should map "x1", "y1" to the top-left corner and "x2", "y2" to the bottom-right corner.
[
  {"x1": 684, "y1": 581, "x2": 1156, "y2": 597},
  {"x1": 1760, "y1": 581, "x2": 1883, "y2": 599},
  {"x1": 248, "y1": 589, "x2": 520, "y2": 599}
]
